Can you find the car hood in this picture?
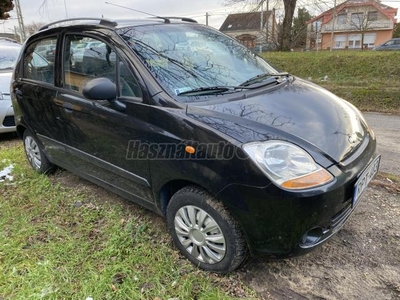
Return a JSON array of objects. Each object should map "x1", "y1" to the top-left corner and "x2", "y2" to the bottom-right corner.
[
  {"x1": 186, "y1": 77, "x2": 366, "y2": 164},
  {"x1": 0, "y1": 71, "x2": 12, "y2": 98}
]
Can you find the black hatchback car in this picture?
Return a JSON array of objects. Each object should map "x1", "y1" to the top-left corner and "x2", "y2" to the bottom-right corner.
[{"x1": 11, "y1": 18, "x2": 380, "y2": 273}]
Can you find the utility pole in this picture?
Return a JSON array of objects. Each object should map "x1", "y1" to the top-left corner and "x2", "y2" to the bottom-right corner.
[
  {"x1": 205, "y1": 12, "x2": 209, "y2": 26},
  {"x1": 266, "y1": 0, "x2": 269, "y2": 43},
  {"x1": 14, "y1": 0, "x2": 26, "y2": 42},
  {"x1": 330, "y1": 0, "x2": 336, "y2": 52},
  {"x1": 272, "y1": 8, "x2": 275, "y2": 42},
  {"x1": 259, "y1": 0, "x2": 263, "y2": 53}
]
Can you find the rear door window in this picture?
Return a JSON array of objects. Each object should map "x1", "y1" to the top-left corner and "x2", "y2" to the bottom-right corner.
[{"x1": 23, "y1": 37, "x2": 57, "y2": 84}]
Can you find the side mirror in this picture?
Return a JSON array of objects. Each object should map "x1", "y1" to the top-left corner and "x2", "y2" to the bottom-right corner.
[
  {"x1": 83, "y1": 77, "x2": 117, "y2": 101},
  {"x1": 82, "y1": 77, "x2": 126, "y2": 111}
]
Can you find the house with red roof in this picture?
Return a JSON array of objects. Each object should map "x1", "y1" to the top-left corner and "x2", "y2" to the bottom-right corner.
[{"x1": 306, "y1": 0, "x2": 398, "y2": 50}]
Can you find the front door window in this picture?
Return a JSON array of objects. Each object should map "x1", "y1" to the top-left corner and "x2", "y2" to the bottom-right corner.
[{"x1": 63, "y1": 35, "x2": 142, "y2": 99}]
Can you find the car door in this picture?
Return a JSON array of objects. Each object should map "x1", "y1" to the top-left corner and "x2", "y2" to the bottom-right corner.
[
  {"x1": 13, "y1": 35, "x2": 69, "y2": 162},
  {"x1": 54, "y1": 32, "x2": 154, "y2": 206}
]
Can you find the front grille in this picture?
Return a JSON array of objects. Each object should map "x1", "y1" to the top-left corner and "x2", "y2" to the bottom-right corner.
[
  {"x1": 331, "y1": 203, "x2": 352, "y2": 230},
  {"x1": 2, "y1": 116, "x2": 15, "y2": 127}
]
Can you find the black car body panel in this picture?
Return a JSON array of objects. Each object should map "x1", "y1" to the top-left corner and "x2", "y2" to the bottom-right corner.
[
  {"x1": 217, "y1": 132, "x2": 378, "y2": 256},
  {"x1": 186, "y1": 77, "x2": 366, "y2": 165},
  {"x1": 11, "y1": 18, "x2": 379, "y2": 264}
]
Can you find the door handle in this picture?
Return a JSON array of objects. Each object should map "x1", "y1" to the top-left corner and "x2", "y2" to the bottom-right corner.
[
  {"x1": 14, "y1": 89, "x2": 23, "y2": 100},
  {"x1": 62, "y1": 102, "x2": 74, "y2": 113}
]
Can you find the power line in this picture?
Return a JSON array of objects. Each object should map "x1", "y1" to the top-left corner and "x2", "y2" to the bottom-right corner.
[{"x1": 63, "y1": 0, "x2": 68, "y2": 18}]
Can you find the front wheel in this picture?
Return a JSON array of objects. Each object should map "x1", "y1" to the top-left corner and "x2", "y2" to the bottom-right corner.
[
  {"x1": 166, "y1": 186, "x2": 247, "y2": 273},
  {"x1": 23, "y1": 130, "x2": 54, "y2": 174}
]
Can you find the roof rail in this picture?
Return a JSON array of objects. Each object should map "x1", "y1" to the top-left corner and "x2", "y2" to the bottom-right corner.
[
  {"x1": 156, "y1": 17, "x2": 198, "y2": 23},
  {"x1": 39, "y1": 18, "x2": 118, "y2": 31}
]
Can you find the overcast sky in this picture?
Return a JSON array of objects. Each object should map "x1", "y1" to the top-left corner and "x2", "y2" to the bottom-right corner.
[
  {"x1": 2, "y1": 0, "x2": 238, "y2": 32},
  {"x1": 2, "y1": 0, "x2": 400, "y2": 34}
]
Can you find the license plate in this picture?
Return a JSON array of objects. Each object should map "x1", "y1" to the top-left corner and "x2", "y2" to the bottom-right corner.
[{"x1": 353, "y1": 155, "x2": 380, "y2": 206}]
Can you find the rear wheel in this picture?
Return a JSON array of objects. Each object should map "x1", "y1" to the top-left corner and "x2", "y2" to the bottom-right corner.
[
  {"x1": 23, "y1": 130, "x2": 54, "y2": 174},
  {"x1": 167, "y1": 186, "x2": 247, "y2": 273}
]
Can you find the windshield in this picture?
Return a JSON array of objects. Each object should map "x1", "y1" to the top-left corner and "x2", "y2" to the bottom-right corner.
[
  {"x1": 0, "y1": 46, "x2": 21, "y2": 71},
  {"x1": 117, "y1": 24, "x2": 277, "y2": 101}
]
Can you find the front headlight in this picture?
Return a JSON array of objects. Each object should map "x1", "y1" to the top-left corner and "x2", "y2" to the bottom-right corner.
[{"x1": 243, "y1": 141, "x2": 333, "y2": 190}]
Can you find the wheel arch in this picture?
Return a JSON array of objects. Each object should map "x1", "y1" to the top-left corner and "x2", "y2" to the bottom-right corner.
[
  {"x1": 16, "y1": 124, "x2": 26, "y2": 139},
  {"x1": 157, "y1": 179, "x2": 205, "y2": 216}
]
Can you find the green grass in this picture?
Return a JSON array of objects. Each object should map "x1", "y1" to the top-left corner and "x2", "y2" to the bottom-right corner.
[
  {"x1": 261, "y1": 51, "x2": 400, "y2": 114},
  {"x1": 0, "y1": 142, "x2": 255, "y2": 299}
]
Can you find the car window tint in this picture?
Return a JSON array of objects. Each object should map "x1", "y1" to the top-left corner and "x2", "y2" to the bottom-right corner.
[
  {"x1": 63, "y1": 35, "x2": 142, "y2": 99},
  {"x1": 23, "y1": 38, "x2": 56, "y2": 84}
]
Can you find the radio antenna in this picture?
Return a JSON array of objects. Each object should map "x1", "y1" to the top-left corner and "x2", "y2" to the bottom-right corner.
[{"x1": 104, "y1": 2, "x2": 170, "y2": 22}]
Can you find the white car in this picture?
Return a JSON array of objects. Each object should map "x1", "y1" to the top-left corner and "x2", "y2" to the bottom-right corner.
[{"x1": 0, "y1": 42, "x2": 21, "y2": 133}]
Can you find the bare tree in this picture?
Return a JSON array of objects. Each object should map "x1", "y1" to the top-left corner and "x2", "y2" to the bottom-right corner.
[
  {"x1": 25, "y1": 21, "x2": 46, "y2": 35},
  {"x1": 349, "y1": 5, "x2": 380, "y2": 50},
  {"x1": 281, "y1": 0, "x2": 297, "y2": 50},
  {"x1": 223, "y1": 0, "x2": 345, "y2": 51},
  {"x1": 224, "y1": 0, "x2": 297, "y2": 51}
]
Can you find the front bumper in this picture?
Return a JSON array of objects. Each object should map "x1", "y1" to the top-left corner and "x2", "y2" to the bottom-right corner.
[
  {"x1": 217, "y1": 134, "x2": 379, "y2": 258},
  {"x1": 0, "y1": 98, "x2": 16, "y2": 133}
]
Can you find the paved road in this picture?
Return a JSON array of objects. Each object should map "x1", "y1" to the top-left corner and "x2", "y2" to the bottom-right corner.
[{"x1": 364, "y1": 112, "x2": 400, "y2": 177}]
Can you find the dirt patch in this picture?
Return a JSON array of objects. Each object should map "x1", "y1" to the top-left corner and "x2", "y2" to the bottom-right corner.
[{"x1": 239, "y1": 183, "x2": 400, "y2": 300}]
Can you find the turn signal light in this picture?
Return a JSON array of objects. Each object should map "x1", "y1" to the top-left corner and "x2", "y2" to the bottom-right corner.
[
  {"x1": 281, "y1": 169, "x2": 333, "y2": 189},
  {"x1": 185, "y1": 146, "x2": 196, "y2": 154}
]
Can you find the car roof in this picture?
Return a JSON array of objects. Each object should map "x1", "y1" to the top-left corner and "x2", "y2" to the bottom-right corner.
[
  {"x1": 38, "y1": 17, "x2": 198, "y2": 32},
  {"x1": 0, "y1": 43, "x2": 22, "y2": 50},
  {"x1": 0, "y1": 38, "x2": 21, "y2": 46}
]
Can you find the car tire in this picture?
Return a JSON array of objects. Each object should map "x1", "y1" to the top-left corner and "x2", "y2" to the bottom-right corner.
[
  {"x1": 23, "y1": 130, "x2": 54, "y2": 174},
  {"x1": 166, "y1": 186, "x2": 247, "y2": 273}
]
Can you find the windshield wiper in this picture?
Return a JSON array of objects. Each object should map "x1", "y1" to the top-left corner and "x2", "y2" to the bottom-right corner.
[
  {"x1": 177, "y1": 86, "x2": 250, "y2": 96},
  {"x1": 240, "y1": 72, "x2": 289, "y2": 87}
]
